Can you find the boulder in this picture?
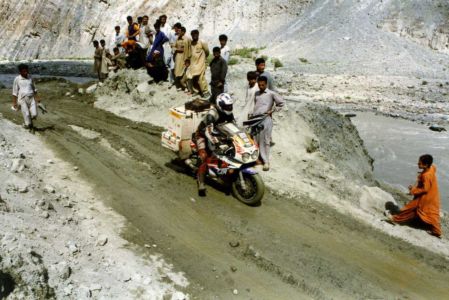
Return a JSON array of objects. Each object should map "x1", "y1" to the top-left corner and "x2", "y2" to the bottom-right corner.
[{"x1": 359, "y1": 186, "x2": 396, "y2": 214}]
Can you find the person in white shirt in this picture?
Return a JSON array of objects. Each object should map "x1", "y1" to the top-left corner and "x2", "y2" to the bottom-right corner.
[
  {"x1": 219, "y1": 34, "x2": 231, "y2": 92},
  {"x1": 239, "y1": 71, "x2": 259, "y2": 125},
  {"x1": 219, "y1": 34, "x2": 230, "y2": 63},
  {"x1": 138, "y1": 15, "x2": 151, "y2": 52},
  {"x1": 12, "y1": 64, "x2": 39, "y2": 130},
  {"x1": 159, "y1": 15, "x2": 178, "y2": 83},
  {"x1": 112, "y1": 26, "x2": 126, "y2": 53}
]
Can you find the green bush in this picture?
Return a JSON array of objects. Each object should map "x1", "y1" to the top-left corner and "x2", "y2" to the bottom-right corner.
[
  {"x1": 271, "y1": 58, "x2": 283, "y2": 69},
  {"x1": 228, "y1": 57, "x2": 239, "y2": 66},
  {"x1": 299, "y1": 57, "x2": 309, "y2": 64},
  {"x1": 231, "y1": 47, "x2": 260, "y2": 58}
]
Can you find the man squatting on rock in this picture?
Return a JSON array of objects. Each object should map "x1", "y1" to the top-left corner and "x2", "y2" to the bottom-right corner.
[{"x1": 12, "y1": 64, "x2": 40, "y2": 130}]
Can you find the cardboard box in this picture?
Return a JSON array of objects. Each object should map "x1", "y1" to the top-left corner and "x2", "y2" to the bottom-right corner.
[{"x1": 162, "y1": 105, "x2": 209, "y2": 156}]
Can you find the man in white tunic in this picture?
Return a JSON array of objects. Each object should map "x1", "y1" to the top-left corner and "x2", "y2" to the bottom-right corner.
[
  {"x1": 160, "y1": 16, "x2": 180, "y2": 84},
  {"x1": 12, "y1": 64, "x2": 39, "y2": 130},
  {"x1": 111, "y1": 26, "x2": 126, "y2": 53},
  {"x1": 138, "y1": 16, "x2": 151, "y2": 52},
  {"x1": 239, "y1": 71, "x2": 259, "y2": 125}
]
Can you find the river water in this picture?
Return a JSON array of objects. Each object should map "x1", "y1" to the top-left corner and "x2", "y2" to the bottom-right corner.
[
  {"x1": 352, "y1": 112, "x2": 449, "y2": 210},
  {"x1": 0, "y1": 74, "x2": 94, "y2": 88}
]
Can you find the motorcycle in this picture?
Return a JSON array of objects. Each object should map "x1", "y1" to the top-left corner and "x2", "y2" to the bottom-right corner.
[{"x1": 184, "y1": 121, "x2": 265, "y2": 206}]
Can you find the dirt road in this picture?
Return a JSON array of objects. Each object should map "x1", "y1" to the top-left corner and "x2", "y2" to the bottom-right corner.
[{"x1": 2, "y1": 80, "x2": 449, "y2": 299}]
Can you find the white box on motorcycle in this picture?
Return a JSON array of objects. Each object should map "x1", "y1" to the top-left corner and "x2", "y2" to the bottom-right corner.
[{"x1": 161, "y1": 101, "x2": 210, "y2": 158}]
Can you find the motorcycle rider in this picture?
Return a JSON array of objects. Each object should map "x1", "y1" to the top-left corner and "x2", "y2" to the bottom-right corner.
[{"x1": 195, "y1": 93, "x2": 235, "y2": 196}]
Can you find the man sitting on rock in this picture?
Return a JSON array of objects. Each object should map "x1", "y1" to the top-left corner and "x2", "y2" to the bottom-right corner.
[
  {"x1": 386, "y1": 154, "x2": 442, "y2": 238},
  {"x1": 110, "y1": 47, "x2": 127, "y2": 72},
  {"x1": 123, "y1": 40, "x2": 146, "y2": 70}
]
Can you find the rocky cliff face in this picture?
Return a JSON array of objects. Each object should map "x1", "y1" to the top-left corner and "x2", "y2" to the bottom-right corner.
[
  {"x1": 0, "y1": 0, "x2": 448, "y2": 77},
  {"x1": 379, "y1": 0, "x2": 449, "y2": 53},
  {"x1": 0, "y1": 0, "x2": 312, "y2": 60}
]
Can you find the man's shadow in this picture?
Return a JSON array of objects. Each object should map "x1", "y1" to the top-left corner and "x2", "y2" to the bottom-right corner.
[
  {"x1": 35, "y1": 125, "x2": 55, "y2": 132},
  {"x1": 29, "y1": 124, "x2": 55, "y2": 134}
]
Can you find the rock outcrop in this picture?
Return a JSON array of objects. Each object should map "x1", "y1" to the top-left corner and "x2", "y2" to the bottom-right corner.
[{"x1": 0, "y1": 0, "x2": 448, "y2": 78}]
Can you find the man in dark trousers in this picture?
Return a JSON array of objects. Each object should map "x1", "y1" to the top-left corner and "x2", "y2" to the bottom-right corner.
[{"x1": 209, "y1": 47, "x2": 228, "y2": 104}]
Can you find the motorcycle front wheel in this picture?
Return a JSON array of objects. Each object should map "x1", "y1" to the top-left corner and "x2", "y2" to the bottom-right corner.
[{"x1": 231, "y1": 173, "x2": 265, "y2": 206}]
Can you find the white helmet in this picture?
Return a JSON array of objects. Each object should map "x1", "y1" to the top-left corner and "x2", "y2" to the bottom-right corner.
[{"x1": 216, "y1": 93, "x2": 234, "y2": 115}]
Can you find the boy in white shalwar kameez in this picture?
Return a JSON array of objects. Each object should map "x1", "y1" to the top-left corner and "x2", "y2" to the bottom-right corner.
[
  {"x1": 12, "y1": 64, "x2": 39, "y2": 130},
  {"x1": 238, "y1": 71, "x2": 259, "y2": 125}
]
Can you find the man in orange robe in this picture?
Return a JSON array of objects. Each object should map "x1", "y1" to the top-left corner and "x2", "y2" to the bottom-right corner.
[{"x1": 389, "y1": 154, "x2": 442, "y2": 237}]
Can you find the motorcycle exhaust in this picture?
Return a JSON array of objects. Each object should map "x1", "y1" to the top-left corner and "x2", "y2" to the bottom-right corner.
[{"x1": 185, "y1": 159, "x2": 198, "y2": 171}]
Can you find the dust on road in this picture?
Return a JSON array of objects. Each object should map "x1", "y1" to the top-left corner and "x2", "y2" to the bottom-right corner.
[{"x1": 1, "y1": 79, "x2": 449, "y2": 299}]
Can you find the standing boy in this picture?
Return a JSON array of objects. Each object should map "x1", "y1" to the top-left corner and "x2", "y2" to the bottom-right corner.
[
  {"x1": 219, "y1": 34, "x2": 230, "y2": 63},
  {"x1": 251, "y1": 76, "x2": 285, "y2": 171},
  {"x1": 255, "y1": 57, "x2": 276, "y2": 91},
  {"x1": 180, "y1": 59, "x2": 194, "y2": 94},
  {"x1": 240, "y1": 71, "x2": 259, "y2": 124},
  {"x1": 209, "y1": 47, "x2": 227, "y2": 103},
  {"x1": 12, "y1": 64, "x2": 39, "y2": 130}
]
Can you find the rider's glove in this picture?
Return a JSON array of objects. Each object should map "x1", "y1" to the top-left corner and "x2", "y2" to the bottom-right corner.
[{"x1": 205, "y1": 125, "x2": 219, "y2": 144}]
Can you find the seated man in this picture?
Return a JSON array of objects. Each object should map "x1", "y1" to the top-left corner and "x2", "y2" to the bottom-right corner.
[
  {"x1": 110, "y1": 47, "x2": 127, "y2": 72},
  {"x1": 386, "y1": 154, "x2": 442, "y2": 238},
  {"x1": 194, "y1": 93, "x2": 235, "y2": 196},
  {"x1": 146, "y1": 50, "x2": 168, "y2": 83},
  {"x1": 123, "y1": 40, "x2": 146, "y2": 69}
]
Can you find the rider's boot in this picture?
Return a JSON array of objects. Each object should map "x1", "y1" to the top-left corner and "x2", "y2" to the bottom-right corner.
[{"x1": 197, "y1": 173, "x2": 206, "y2": 197}]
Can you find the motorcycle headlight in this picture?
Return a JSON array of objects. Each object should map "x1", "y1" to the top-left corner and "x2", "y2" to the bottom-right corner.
[
  {"x1": 242, "y1": 153, "x2": 250, "y2": 163},
  {"x1": 251, "y1": 150, "x2": 259, "y2": 160}
]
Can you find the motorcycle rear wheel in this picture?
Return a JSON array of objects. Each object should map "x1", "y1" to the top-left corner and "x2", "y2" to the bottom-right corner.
[{"x1": 231, "y1": 173, "x2": 265, "y2": 206}]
